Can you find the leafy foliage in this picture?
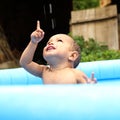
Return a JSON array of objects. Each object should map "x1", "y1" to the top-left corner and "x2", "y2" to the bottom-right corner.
[
  {"x1": 73, "y1": 0, "x2": 99, "y2": 10},
  {"x1": 72, "y1": 36, "x2": 120, "y2": 62}
]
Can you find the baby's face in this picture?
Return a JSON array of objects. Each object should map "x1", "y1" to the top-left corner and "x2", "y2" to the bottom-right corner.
[{"x1": 43, "y1": 34, "x2": 74, "y2": 61}]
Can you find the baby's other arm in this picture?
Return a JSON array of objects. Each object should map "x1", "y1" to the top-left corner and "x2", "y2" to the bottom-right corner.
[
  {"x1": 19, "y1": 21, "x2": 45, "y2": 77},
  {"x1": 75, "y1": 70, "x2": 97, "y2": 84},
  {"x1": 87, "y1": 72, "x2": 97, "y2": 83}
]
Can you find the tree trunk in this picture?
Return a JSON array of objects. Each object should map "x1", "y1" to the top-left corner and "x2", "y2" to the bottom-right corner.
[{"x1": 0, "y1": 26, "x2": 19, "y2": 69}]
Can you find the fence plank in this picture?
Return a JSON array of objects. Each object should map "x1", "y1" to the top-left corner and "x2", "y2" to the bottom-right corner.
[{"x1": 70, "y1": 5, "x2": 119, "y2": 50}]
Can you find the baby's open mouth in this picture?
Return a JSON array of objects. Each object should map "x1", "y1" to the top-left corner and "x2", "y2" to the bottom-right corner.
[{"x1": 46, "y1": 46, "x2": 55, "y2": 51}]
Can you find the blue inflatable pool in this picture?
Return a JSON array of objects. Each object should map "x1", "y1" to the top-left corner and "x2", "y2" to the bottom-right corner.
[{"x1": 0, "y1": 59, "x2": 120, "y2": 120}]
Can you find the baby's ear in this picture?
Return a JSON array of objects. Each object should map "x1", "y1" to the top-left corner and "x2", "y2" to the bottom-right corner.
[{"x1": 68, "y1": 51, "x2": 79, "y2": 62}]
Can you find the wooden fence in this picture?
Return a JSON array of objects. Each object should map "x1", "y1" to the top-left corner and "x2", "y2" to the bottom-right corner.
[{"x1": 70, "y1": 5, "x2": 119, "y2": 50}]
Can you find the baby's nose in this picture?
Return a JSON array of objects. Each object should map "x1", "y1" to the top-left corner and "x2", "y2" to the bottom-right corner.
[{"x1": 48, "y1": 41, "x2": 54, "y2": 45}]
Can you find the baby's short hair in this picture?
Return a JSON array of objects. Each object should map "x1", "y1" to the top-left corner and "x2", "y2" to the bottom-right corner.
[{"x1": 72, "y1": 40, "x2": 81, "y2": 68}]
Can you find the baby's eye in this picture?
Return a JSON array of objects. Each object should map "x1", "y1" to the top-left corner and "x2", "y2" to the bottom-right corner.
[{"x1": 58, "y1": 39, "x2": 63, "y2": 42}]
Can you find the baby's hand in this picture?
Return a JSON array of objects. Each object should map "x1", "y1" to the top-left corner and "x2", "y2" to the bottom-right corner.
[
  {"x1": 31, "y1": 20, "x2": 45, "y2": 44},
  {"x1": 88, "y1": 72, "x2": 97, "y2": 84}
]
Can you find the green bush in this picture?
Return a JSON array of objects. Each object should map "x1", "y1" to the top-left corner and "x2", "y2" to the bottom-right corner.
[
  {"x1": 73, "y1": 0, "x2": 99, "y2": 10},
  {"x1": 72, "y1": 36, "x2": 120, "y2": 62}
]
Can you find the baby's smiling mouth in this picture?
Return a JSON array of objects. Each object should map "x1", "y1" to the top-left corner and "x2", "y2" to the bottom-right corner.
[{"x1": 46, "y1": 45, "x2": 56, "y2": 51}]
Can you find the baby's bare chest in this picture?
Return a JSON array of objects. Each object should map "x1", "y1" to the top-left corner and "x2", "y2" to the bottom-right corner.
[{"x1": 42, "y1": 70, "x2": 77, "y2": 84}]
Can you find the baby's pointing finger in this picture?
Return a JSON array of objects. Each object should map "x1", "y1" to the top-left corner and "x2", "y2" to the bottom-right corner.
[{"x1": 37, "y1": 20, "x2": 40, "y2": 30}]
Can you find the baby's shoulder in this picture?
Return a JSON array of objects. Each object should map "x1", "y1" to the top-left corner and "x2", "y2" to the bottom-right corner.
[{"x1": 71, "y1": 68, "x2": 85, "y2": 74}]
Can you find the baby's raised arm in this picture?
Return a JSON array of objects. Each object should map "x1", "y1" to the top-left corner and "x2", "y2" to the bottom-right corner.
[{"x1": 19, "y1": 20, "x2": 45, "y2": 77}]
